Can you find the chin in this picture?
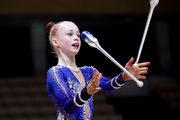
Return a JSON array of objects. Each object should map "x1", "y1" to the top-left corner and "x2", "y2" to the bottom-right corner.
[{"x1": 71, "y1": 51, "x2": 79, "y2": 56}]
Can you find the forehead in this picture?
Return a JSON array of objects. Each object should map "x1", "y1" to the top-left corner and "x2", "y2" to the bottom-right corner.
[{"x1": 59, "y1": 22, "x2": 79, "y2": 32}]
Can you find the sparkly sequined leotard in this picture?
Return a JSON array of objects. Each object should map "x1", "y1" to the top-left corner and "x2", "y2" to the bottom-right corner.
[{"x1": 47, "y1": 65, "x2": 125, "y2": 120}]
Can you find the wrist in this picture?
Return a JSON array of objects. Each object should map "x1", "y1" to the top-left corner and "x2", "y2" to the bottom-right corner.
[
  {"x1": 86, "y1": 84, "x2": 90, "y2": 95},
  {"x1": 81, "y1": 85, "x2": 92, "y2": 100},
  {"x1": 74, "y1": 85, "x2": 92, "y2": 108},
  {"x1": 122, "y1": 72, "x2": 128, "y2": 81},
  {"x1": 111, "y1": 73, "x2": 125, "y2": 89}
]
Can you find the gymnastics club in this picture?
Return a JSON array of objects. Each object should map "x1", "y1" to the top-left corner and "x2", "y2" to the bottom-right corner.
[
  {"x1": 81, "y1": 31, "x2": 143, "y2": 87},
  {"x1": 133, "y1": 0, "x2": 159, "y2": 69}
]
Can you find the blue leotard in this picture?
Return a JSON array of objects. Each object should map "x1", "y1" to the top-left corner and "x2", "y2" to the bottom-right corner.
[{"x1": 47, "y1": 65, "x2": 125, "y2": 120}]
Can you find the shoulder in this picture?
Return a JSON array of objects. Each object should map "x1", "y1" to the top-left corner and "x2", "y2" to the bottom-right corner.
[
  {"x1": 47, "y1": 65, "x2": 64, "y2": 74},
  {"x1": 46, "y1": 65, "x2": 69, "y2": 87},
  {"x1": 47, "y1": 66, "x2": 57, "y2": 76},
  {"x1": 80, "y1": 66, "x2": 100, "y2": 73},
  {"x1": 47, "y1": 66, "x2": 55, "y2": 74},
  {"x1": 80, "y1": 66, "x2": 100, "y2": 79},
  {"x1": 80, "y1": 66, "x2": 94, "y2": 72},
  {"x1": 47, "y1": 65, "x2": 65, "y2": 81}
]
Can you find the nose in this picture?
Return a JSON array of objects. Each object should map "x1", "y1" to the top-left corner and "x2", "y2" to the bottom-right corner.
[{"x1": 74, "y1": 35, "x2": 80, "y2": 41}]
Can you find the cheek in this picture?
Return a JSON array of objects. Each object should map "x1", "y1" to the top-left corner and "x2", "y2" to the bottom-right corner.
[
  {"x1": 63, "y1": 39, "x2": 72, "y2": 47},
  {"x1": 59, "y1": 36, "x2": 71, "y2": 47}
]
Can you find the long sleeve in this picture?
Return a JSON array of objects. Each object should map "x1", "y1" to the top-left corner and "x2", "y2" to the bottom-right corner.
[
  {"x1": 47, "y1": 67, "x2": 92, "y2": 114},
  {"x1": 99, "y1": 73, "x2": 126, "y2": 93},
  {"x1": 88, "y1": 67, "x2": 125, "y2": 93}
]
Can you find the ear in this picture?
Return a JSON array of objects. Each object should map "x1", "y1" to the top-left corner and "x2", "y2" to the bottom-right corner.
[{"x1": 52, "y1": 38, "x2": 60, "y2": 48}]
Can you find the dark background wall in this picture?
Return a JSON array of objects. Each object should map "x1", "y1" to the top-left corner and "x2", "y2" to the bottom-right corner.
[
  {"x1": 0, "y1": 0, "x2": 179, "y2": 77},
  {"x1": 0, "y1": 15, "x2": 179, "y2": 77}
]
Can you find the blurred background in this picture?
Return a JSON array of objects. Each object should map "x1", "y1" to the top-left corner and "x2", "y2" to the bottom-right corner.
[{"x1": 0, "y1": 0, "x2": 180, "y2": 120}]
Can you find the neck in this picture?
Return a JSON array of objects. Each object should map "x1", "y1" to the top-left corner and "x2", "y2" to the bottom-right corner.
[{"x1": 57, "y1": 52, "x2": 78, "y2": 71}]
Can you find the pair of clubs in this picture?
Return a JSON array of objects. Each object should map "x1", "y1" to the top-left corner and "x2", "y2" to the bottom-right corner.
[{"x1": 81, "y1": 0, "x2": 159, "y2": 87}]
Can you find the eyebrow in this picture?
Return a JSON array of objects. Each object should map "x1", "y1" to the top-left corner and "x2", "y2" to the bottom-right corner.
[{"x1": 66, "y1": 29, "x2": 80, "y2": 34}]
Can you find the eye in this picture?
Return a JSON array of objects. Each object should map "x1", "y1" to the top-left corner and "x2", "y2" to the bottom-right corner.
[
  {"x1": 77, "y1": 34, "x2": 80, "y2": 38},
  {"x1": 68, "y1": 33, "x2": 73, "y2": 36}
]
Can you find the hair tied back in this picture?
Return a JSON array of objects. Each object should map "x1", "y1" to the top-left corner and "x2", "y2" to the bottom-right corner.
[{"x1": 46, "y1": 22, "x2": 55, "y2": 33}]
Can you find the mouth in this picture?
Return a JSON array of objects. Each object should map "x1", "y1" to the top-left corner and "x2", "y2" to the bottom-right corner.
[{"x1": 72, "y1": 43, "x2": 79, "y2": 48}]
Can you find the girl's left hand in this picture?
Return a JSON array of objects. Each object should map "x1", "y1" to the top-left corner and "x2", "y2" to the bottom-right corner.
[{"x1": 122, "y1": 57, "x2": 150, "y2": 81}]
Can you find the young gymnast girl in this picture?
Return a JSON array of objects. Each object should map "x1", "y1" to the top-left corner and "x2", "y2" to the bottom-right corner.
[{"x1": 46, "y1": 21, "x2": 150, "y2": 120}]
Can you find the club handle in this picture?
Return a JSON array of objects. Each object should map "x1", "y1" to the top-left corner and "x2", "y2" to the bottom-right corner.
[{"x1": 96, "y1": 44, "x2": 143, "y2": 87}]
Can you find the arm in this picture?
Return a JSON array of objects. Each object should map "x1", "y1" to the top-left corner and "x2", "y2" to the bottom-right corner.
[
  {"x1": 86, "y1": 57, "x2": 150, "y2": 95},
  {"x1": 99, "y1": 73, "x2": 126, "y2": 93},
  {"x1": 98, "y1": 57, "x2": 150, "y2": 92},
  {"x1": 47, "y1": 67, "x2": 92, "y2": 114},
  {"x1": 86, "y1": 68, "x2": 125, "y2": 94}
]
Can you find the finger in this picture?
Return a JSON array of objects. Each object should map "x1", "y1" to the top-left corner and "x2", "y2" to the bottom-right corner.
[
  {"x1": 138, "y1": 62, "x2": 150, "y2": 68},
  {"x1": 91, "y1": 72, "x2": 100, "y2": 85},
  {"x1": 126, "y1": 57, "x2": 134, "y2": 66},
  {"x1": 95, "y1": 87, "x2": 101, "y2": 91},
  {"x1": 92, "y1": 69, "x2": 97, "y2": 79},
  {"x1": 139, "y1": 75, "x2": 146, "y2": 79},
  {"x1": 139, "y1": 67, "x2": 148, "y2": 71},
  {"x1": 91, "y1": 69, "x2": 97, "y2": 83},
  {"x1": 93, "y1": 73, "x2": 101, "y2": 87},
  {"x1": 96, "y1": 73, "x2": 102, "y2": 86},
  {"x1": 140, "y1": 70, "x2": 148, "y2": 74},
  {"x1": 91, "y1": 78, "x2": 96, "y2": 85},
  {"x1": 97, "y1": 73, "x2": 102, "y2": 80}
]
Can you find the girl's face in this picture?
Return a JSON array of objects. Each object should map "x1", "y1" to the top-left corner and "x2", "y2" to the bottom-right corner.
[{"x1": 55, "y1": 22, "x2": 81, "y2": 57}]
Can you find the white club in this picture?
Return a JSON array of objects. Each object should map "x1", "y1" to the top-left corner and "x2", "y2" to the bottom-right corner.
[
  {"x1": 81, "y1": 31, "x2": 144, "y2": 87},
  {"x1": 133, "y1": 0, "x2": 159, "y2": 70}
]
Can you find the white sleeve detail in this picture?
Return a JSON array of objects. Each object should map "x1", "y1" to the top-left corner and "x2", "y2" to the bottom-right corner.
[
  {"x1": 73, "y1": 95, "x2": 84, "y2": 107},
  {"x1": 111, "y1": 79, "x2": 121, "y2": 89}
]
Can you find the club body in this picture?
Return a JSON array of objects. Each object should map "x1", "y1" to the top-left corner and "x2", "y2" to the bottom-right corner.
[{"x1": 133, "y1": 0, "x2": 159, "y2": 69}]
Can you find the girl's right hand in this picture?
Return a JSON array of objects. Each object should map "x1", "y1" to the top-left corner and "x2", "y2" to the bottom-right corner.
[{"x1": 87, "y1": 69, "x2": 102, "y2": 95}]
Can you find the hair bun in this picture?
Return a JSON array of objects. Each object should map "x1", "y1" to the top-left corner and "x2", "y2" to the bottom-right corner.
[{"x1": 46, "y1": 22, "x2": 55, "y2": 33}]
